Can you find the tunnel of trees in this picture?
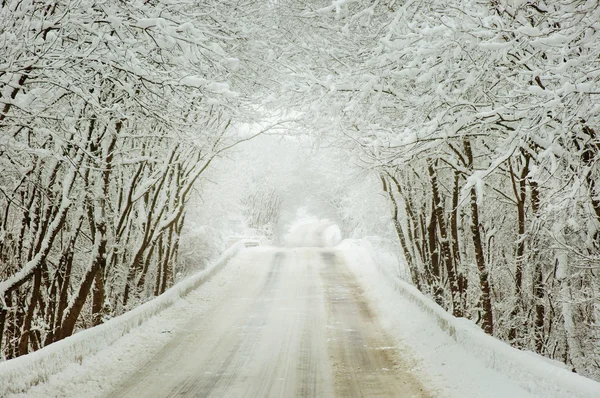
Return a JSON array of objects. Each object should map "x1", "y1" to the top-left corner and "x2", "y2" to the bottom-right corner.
[{"x1": 1, "y1": 0, "x2": 599, "y2": 381}]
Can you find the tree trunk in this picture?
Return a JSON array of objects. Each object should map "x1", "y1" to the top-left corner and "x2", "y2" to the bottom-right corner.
[
  {"x1": 53, "y1": 228, "x2": 78, "y2": 343},
  {"x1": 508, "y1": 153, "x2": 530, "y2": 342},
  {"x1": 136, "y1": 242, "x2": 157, "y2": 294},
  {"x1": 2, "y1": 294, "x2": 14, "y2": 358},
  {"x1": 56, "y1": 232, "x2": 106, "y2": 341},
  {"x1": 380, "y1": 174, "x2": 419, "y2": 287},
  {"x1": 17, "y1": 267, "x2": 41, "y2": 356},
  {"x1": 426, "y1": 199, "x2": 442, "y2": 305},
  {"x1": 389, "y1": 172, "x2": 424, "y2": 288},
  {"x1": 122, "y1": 242, "x2": 147, "y2": 309},
  {"x1": 530, "y1": 179, "x2": 545, "y2": 352},
  {"x1": 0, "y1": 296, "x2": 6, "y2": 355},
  {"x1": 91, "y1": 270, "x2": 105, "y2": 327},
  {"x1": 428, "y1": 160, "x2": 462, "y2": 316},
  {"x1": 160, "y1": 226, "x2": 174, "y2": 295},
  {"x1": 464, "y1": 138, "x2": 494, "y2": 334},
  {"x1": 154, "y1": 235, "x2": 164, "y2": 296},
  {"x1": 449, "y1": 170, "x2": 467, "y2": 312}
]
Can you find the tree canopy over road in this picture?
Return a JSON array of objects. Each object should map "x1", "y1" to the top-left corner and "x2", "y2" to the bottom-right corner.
[{"x1": 1, "y1": 0, "x2": 599, "y2": 382}]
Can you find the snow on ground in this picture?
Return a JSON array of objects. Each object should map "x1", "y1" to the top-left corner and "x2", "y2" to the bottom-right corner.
[
  {"x1": 2, "y1": 246, "x2": 269, "y2": 398},
  {"x1": 102, "y1": 247, "x2": 431, "y2": 397},
  {"x1": 284, "y1": 216, "x2": 342, "y2": 247},
  {"x1": 4, "y1": 223, "x2": 599, "y2": 398},
  {"x1": 339, "y1": 239, "x2": 600, "y2": 398}
]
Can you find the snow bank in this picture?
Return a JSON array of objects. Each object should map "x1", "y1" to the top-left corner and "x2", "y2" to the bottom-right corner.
[
  {"x1": 0, "y1": 242, "x2": 245, "y2": 397},
  {"x1": 339, "y1": 239, "x2": 600, "y2": 398},
  {"x1": 284, "y1": 217, "x2": 342, "y2": 247}
]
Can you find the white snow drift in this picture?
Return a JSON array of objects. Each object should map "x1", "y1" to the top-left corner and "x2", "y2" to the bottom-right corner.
[{"x1": 339, "y1": 239, "x2": 600, "y2": 398}]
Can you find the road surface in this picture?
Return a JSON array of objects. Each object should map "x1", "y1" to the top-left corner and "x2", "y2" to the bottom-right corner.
[{"x1": 108, "y1": 248, "x2": 429, "y2": 397}]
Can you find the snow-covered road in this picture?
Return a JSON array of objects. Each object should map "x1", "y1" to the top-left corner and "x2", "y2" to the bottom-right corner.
[
  {"x1": 8, "y1": 242, "x2": 598, "y2": 398},
  {"x1": 107, "y1": 248, "x2": 429, "y2": 398}
]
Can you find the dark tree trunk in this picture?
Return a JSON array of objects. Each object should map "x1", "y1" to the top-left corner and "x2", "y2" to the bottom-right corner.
[
  {"x1": 154, "y1": 235, "x2": 164, "y2": 296},
  {"x1": 0, "y1": 296, "x2": 6, "y2": 355},
  {"x1": 530, "y1": 179, "x2": 545, "y2": 352},
  {"x1": 122, "y1": 242, "x2": 147, "y2": 309},
  {"x1": 428, "y1": 160, "x2": 462, "y2": 316},
  {"x1": 389, "y1": 172, "x2": 424, "y2": 288},
  {"x1": 426, "y1": 199, "x2": 442, "y2": 305},
  {"x1": 56, "y1": 237, "x2": 105, "y2": 341},
  {"x1": 464, "y1": 138, "x2": 494, "y2": 335},
  {"x1": 53, "y1": 230, "x2": 77, "y2": 343},
  {"x1": 508, "y1": 153, "x2": 530, "y2": 343},
  {"x1": 160, "y1": 227, "x2": 174, "y2": 295},
  {"x1": 8, "y1": 292, "x2": 25, "y2": 359},
  {"x1": 380, "y1": 174, "x2": 420, "y2": 287},
  {"x1": 449, "y1": 170, "x2": 467, "y2": 311},
  {"x1": 2, "y1": 294, "x2": 14, "y2": 359},
  {"x1": 136, "y1": 242, "x2": 157, "y2": 294},
  {"x1": 17, "y1": 267, "x2": 42, "y2": 356}
]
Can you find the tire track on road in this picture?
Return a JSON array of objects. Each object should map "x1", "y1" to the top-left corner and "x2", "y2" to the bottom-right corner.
[
  {"x1": 321, "y1": 251, "x2": 430, "y2": 398},
  {"x1": 106, "y1": 248, "x2": 431, "y2": 398},
  {"x1": 108, "y1": 251, "x2": 286, "y2": 398},
  {"x1": 179, "y1": 251, "x2": 286, "y2": 397}
]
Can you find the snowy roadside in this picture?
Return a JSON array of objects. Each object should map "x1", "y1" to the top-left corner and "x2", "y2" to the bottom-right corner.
[
  {"x1": 338, "y1": 239, "x2": 600, "y2": 398},
  {"x1": 0, "y1": 243, "x2": 255, "y2": 398}
]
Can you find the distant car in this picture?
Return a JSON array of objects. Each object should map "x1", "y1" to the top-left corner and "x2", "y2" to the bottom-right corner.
[{"x1": 243, "y1": 240, "x2": 259, "y2": 248}]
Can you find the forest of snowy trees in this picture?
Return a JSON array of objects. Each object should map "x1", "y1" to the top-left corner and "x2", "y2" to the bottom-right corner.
[
  {"x1": 0, "y1": 0, "x2": 273, "y2": 358},
  {"x1": 1, "y1": 0, "x2": 599, "y2": 383}
]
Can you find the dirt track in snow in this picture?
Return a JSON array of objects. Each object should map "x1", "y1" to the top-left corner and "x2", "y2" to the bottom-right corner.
[{"x1": 108, "y1": 248, "x2": 430, "y2": 398}]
